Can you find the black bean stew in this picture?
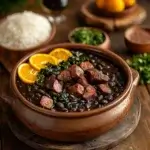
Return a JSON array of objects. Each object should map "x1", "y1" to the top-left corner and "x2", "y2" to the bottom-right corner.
[{"x1": 17, "y1": 51, "x2": 126, "y2": 112}]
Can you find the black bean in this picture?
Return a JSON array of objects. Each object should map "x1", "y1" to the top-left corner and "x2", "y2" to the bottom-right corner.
[
  {"x1": 80, "y1": 100, "x2": 86, "y2": 104},
  {"x1": 66, "y1": 102, "x2": 72, "y2": 109},
  {"x1": 35, "y1": 93, "x2": 42, "y2": 98},
  {"x1": 56, "y1": 102, "x2": 65, "y2": 109},
  {"x1": 86, "y1": 103, "x2": 91, "y2": 109},
  {"x1": 37, "y1": 89, "x2": 50, "y2": 97},
  {"x1": 98, "y1": 104, "x2": 102, "y2": 108},
  {"x1": 101, "y1": 100, "x2": 109, "y2": 105},
  {"x1": 89, "y1": 54, "x2": 93, "y2": 58},
  {"x1": 97, "y1": 65, "x2": 103, "y2": 70},
  {"x1": 109, "y1": 81, "x2": 116, "y2": 87},
  {"x1": 98, "y1": 95, "x2": 103, "y2": 101},
  {"x1": 62, "y1": 108, "x2": 68, "y2": 112},
  {"x1": 33, "y1": 85, "x2": 39, "y2": 90},
  {"x1": 91, "y1": 59, "x2": 96, "y2": 63},
  {"x1": 107, "y1": 95, "x2": 113, "y2": 101},
  {"x1": 94, "y1": 101, "x2": 99, "y2": 106}
]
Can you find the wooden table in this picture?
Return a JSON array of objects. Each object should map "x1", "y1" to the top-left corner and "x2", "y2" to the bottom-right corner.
[{"x1": 0, "y1": 0, "x2": 150, "y2": 149}]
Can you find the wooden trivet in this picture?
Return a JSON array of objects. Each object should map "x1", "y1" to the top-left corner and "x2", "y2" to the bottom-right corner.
[
  {"x1": 6, "y1": 98, "x2": 141, "y2": 150},
  {"x1": 81, "y1": 0, "x2": 147, "y2": 31}
]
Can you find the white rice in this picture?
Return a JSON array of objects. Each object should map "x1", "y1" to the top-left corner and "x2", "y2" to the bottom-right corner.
[{"x1": 0, "y1": 11, "x2": 52, "y2": 50}]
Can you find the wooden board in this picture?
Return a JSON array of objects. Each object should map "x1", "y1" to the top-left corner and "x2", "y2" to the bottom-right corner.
[
  {"x1": 6, "y1": 98, "x2": 141, "y2": 150},
  {"x1": 81, "y1": 0, "x2": 147, "y2": 31}
]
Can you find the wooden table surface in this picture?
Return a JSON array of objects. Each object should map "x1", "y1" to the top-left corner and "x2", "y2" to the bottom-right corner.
[{"x1": 0, "y1": 0, "x2": 150, "y2": 149}]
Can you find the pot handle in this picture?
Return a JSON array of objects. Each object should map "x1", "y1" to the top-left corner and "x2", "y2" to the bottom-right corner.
[
  {"x1": 130, "y1": 68, "x2": 140, "y2": 86},
  {"x1": 0, "y1": 94, "x2": 14, "y2": 106}
]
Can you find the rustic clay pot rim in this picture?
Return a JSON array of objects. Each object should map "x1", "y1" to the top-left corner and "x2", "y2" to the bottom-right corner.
[
  {"x1": 11, "y1": 43, "x2": 132, "y2": 118},
  {"x1": 68, "y1": 27, "x2": 110, "y2": 48},
  {"x1": 0, "y1": 13, "x2": 56, "y2": 51},
  {"x1": 124, "y1": 25, "x2": 150, "y2": 46}
]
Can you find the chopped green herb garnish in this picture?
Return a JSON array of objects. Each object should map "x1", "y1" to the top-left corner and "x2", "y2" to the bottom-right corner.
[
  {"x1": 35, "y1": 51, "x2": 89, "y2": 86},
  {"x1": 126, "y1": 53, "x2": 150, "y2": 84},
  {"x1": 71, "y1": 28, "x2": 105, "y2": 46}
]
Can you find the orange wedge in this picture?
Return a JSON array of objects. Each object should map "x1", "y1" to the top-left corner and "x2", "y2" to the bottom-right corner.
[
  {"x1": 18, "y1": 63, "x2": 38, "y2": 84},
  {"x1": 49, "y1": 48, "x2": 72, "y2": 63},
  {"x1": 29, "y1": 54, "x2": 58, "y2": 71}
]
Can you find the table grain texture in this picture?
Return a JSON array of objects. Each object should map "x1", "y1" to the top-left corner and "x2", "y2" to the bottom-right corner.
[{"x1": 0, "y1": 0, "x2": 150, "y2": 150}]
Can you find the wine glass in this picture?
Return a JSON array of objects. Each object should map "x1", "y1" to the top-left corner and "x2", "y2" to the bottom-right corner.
[{"x1": 41, "y1": 0, "x2": 68, "y2": 24}]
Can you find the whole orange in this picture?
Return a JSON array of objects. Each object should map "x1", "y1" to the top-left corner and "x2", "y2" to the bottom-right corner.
[
  {"x1": 105, "y1": 0, "x2": 125, "y2": 12},
  {"x1": 95, "y1": 0, "x2": 104, "y2": 9},
  {"x1": 124, "y1": 0, "x2": 136, "y2": 7}
]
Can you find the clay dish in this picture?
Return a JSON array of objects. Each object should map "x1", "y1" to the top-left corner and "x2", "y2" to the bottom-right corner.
[
  {"x1": 9, "y1": 43, "x2": 139, "y2": 142},
  {"x1": 124, "y1": 25, "x2": 150, "y2": 53},
  {"x1": 68, "y1": 27, "x2": 111, "y2": 49}
]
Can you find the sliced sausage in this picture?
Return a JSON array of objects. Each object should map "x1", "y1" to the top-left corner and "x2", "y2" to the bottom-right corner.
[
  {"x1": 86, "y1": 69, "x2": 109, "y2": 83},
  {"x1": 83, "y1": 85, "x2": 97, "y2": 101},
  {"x1": 68, "y1": 83, "x2": 84, "y2": 96},
  {"x1": 77, "y1": 75, "x2": 89, "y2": 87},
  {"x1": 98, "y1": 84, "x2": 112, "y2": 94},
  {"x1": 69, "y1": 64, "x2": 84, "y2": 79},
  {"x1": 40, "y1": 96, "x2": 53, "y2": 109},
  {"x1": 57, "y1": 70, "x2": 71, "y2": 81},
  {"x1": 80, "y1": 61, "x2": 94, "y2": 71},
  {"x1": 45, "y1": 75, "x2": 62, "y2": 93}
]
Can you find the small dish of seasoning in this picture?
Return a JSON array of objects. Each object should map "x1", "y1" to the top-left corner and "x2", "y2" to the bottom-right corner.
[
  {"x1": 125, "y1": 25, "x2": 150, "y2": 53},
  {"x1": 68, "y1": 27, "x2": 111, "y2": 50}
]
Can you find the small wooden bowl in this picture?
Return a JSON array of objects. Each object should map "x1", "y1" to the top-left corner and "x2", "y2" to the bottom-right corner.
[
  {"x1": 68, "y1": 27, "x2": 111, "y2": 50},
  {"x1": 124, "y1": 25, "x2": 150, "y2": 53},
  {"x1": 95, "y1": 3, "x2": 137, "y2": 18}
]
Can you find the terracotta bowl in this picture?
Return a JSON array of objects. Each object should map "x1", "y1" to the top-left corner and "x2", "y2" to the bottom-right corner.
[
  {"x1": 9, "y1": 43, "x2": 139, "y2": 142},
  {"x1": 124, "y1": 25, "x2": 150, "y2": 53},
  {"x1": 95, "y1": 3, "x2": 137, "y2": 18},
  {"x1": 68, "y1": 27, "x2": 111, "y2": 50}
]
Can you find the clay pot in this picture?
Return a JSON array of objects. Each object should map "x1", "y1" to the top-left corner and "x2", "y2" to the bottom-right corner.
[
  {"x1": 6, "y1": 43, "x2": 139, "y2": 142},
  {"x1": 124, "y1": 25, "x2": 150, "y2": 53},
  {"x1": 68, "y1": 27, "x2": 111, "y2": 50}
]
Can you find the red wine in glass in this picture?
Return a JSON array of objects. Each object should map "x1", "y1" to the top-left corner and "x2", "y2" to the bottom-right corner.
[{"x1": 41, "y1": 0, "x2": 68, "y2": 23}]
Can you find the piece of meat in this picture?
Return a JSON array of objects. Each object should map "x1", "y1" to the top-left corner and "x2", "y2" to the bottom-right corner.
[
  {"x1": 45, "y1": 75, "x2": 62, "y2": 93},
  {"x1": 68, "y1": 83, "x2": 84, "y2": 96},
  {"x1": 40, "y1": 96, "x2": 53, "y2": 109},
  {"x1": 83, "y1": 85, "x2": 97, "y2": 100},
  {"x1": 69, "y1": 64, "x2": 84, "y2": 79},
  {"x1": 77, "y1": 75, "x2": 89, "y2": 87},
  {"x1": 98, "y1": 84, "x2": 112, "y2": 94},
  {"x1": 57, "y1": 70, "x2": 71, "y2": 81},
  {"x1": 80, "y1": 61, "x2": 94, "y2": 71},
  {"x1": 86, "y1": 69, "x2": 109, "y2": 83}
]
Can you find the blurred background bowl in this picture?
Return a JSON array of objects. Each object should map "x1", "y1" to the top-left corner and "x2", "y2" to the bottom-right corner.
[
  {"x1": 68, "y1": 27, "x2": 111, "y2": 50},
  {"x1": 124, "y1": 25, "x2": 150, "y2": 53}
]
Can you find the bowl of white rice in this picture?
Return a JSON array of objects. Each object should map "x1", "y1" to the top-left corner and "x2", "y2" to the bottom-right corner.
[{"x1": 0, "y1": 11, "x2": 56, "y2": 51}]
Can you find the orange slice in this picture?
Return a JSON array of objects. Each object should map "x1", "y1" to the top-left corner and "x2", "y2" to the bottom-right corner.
[
  {"x1": 29, "y1": 54, "x2": 58, "y2": 71},
  {"x1": 18, "y1": 63, "x2": 38, "y2": 84},
  {"x1": 49, "y1": 48, "x2": 72, "y2": 63}
]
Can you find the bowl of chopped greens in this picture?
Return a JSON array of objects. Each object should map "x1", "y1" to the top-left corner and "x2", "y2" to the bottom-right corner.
[{"x1": 68, "y1": 27, "x2": 111, "y2": 49}]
